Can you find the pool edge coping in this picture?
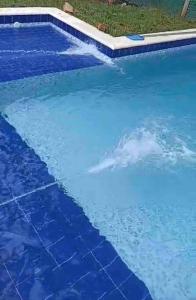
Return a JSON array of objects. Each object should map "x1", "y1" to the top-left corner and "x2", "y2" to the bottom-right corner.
[{"x1": 0, "y1": 6, "x2": 196, "y2": 52}]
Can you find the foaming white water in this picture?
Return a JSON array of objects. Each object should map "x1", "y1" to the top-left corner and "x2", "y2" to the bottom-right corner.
[
  {"x1": 0, "y1": 22, "x2": 50, "y2": 29},
  {"x1": 59, "y1": 43, "x2": 114, "y2": 65},
  {"x1": 13, "y1": 22, "x2": 21, "y2": 28},
  {"x1": 51, "y1": 23, "x2": 114, "y2": 65},
  {"x1": 0, "y1": 49, "x2": 57, "y2": 56},
  {"x1": 0, "y1": 46, "x2": 113, "y2": 65},
  {"x1": 89, "y1": 128, "x2": 196, "y2": 173}
]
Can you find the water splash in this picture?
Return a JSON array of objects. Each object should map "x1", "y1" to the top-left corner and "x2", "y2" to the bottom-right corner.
[
  {"x1": 0, "y1": 49, "x2": 57, "y2": 56},
  {"x1": 13, "y1": 22, "x2": 21, "y2": 28},
  {"x1": 0, "y1": 44, "x2": 114, "y2": 66},
  {"x1": 89, "y1": 128, "x2": 196, "y2": 173},
  {"x1": 51, "y1": 22, "x2": 114, "y2": 65},
  {"x1": 59, "y1": 43, "x2": 114, "y2": 65},
  {"x1": 0, "y1": 46, "x2": 113, "y2": 65}
]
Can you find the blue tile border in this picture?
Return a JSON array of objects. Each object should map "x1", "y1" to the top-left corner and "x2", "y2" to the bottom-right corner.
[
  {"x1": 0, "y1": 114, "x2": 153, "y2": 299},
  {"x1": 0, "y1": 13, "x2": 195, "y2": 59},
  {"x1": 112, "y1": 37, "x2": 196, "y2": 58}
]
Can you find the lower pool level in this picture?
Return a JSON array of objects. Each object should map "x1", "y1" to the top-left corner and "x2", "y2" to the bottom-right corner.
[{"x1": 0, "y1": 42, "x2": 196, "y2": 300}]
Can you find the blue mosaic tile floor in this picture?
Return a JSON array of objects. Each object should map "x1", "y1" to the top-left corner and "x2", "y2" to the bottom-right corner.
[
  {"x1": 0, "y1": 115, "x2": 152, "y2": 299},
  {"x1": 0, "y1": 25, "x2": 102, "y2": 82}
]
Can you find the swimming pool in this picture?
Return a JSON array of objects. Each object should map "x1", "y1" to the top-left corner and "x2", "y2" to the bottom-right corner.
[{"x1": 0, "y1": 11, "x2": 196, "y2": 300}]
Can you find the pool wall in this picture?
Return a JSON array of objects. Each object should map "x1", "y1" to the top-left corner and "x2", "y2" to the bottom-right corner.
[{"x1": 0, "y1": 7, "x2": 196, "y2": 58}]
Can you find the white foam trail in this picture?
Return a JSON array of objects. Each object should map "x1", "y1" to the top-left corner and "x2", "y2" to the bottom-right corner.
[
  {"x1": 89, "y1": 128, "x2": 196, "y2": 173},
  {"x1": 59, "y1": 43, "x2": 114, "y2": 65},
  {"x1": 0, "y1": 49, "x2": 57, "y2": 56},
  {"x1": 13, "y1": 22, "x2": 21, "y2": 28},
  {"x1": 51, "y1": 23, "x2": 114, "y2": 65},
  {"x1": 0, "y1": 22, "x2": 50, "y2": 29}
]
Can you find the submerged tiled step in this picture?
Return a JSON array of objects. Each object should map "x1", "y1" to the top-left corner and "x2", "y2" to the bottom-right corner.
[{"x1": 0, "y1": 115, "x2": 152, "y2": 300}]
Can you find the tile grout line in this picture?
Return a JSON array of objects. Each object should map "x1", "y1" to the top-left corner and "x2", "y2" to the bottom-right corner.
[
  {"x1": 46, "y1": 235, "x2": 65, "y2": 250},
  {"x1": 71, "y1": 236, "x2": 132, "y2": 300},
  {"x1": 69, "y1": 271, "x2": 91, "y2": 289},
  {"x1": 16, "y1": 199, "x2": 60, "y2": 268},
  {"x1": 0, "y1": 169, "x2": 83, "y2": 209},
  {"x1": 4, "y1": 263, "x2": 23, "y2": 300},
  {"x1": 0, "y1": 180, "x2": 58, "y2": 208},
  {"x1": 52, "y1": 251, "x2": 77, "y2": 271},
  {"x1": 91, "y1": 251, "x2": 129, "y2": 300},
  {"x1": 97, "y1": 291, "x2": 108, "y2": 300},
  {"x1": 82, "y1": 238, "x2": 105, "y2": 258}
]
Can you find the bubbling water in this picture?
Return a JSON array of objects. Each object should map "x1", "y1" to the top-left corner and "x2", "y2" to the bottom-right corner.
[
  {"x1": 58, "y1": 43, "x2": 114, "y2": 66},
  {"x1": 13, "y1": 22, "x2": 21, "y2": 28},
  {"x1": 89, "y1": 128, "x2": 196, "y2": 173}
]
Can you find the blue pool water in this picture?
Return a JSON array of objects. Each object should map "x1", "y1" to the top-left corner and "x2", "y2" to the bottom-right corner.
[{"x1": 0, "y1": 19, "x2": 196, "y2": 300}]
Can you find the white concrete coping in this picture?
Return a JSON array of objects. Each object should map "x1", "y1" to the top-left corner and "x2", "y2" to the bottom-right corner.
[{"x1": 0, "y1": 7, "x2": 195, "y2": 50}]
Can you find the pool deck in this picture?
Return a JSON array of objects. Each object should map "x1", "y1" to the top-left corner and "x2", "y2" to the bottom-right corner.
[{"x1": 0, "y1": 7, "x2": 196, "y2": 52}]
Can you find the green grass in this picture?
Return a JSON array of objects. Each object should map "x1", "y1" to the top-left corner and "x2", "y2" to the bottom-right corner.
[{"x1": 0, "y1": 0, "x2": 196, "y2": 36}]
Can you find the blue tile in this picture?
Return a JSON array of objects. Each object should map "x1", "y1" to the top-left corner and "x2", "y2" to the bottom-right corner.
[
  {"x1": 17, "y1": 184, "x2": 83, "y2": 225},
  {"x1": 61, "y1": 252, "x2": 101, "y2": 286},
  {"x1": 0, "y1": 264, "x2": 10, "y2": 291},
  {"x1": 29, "y1": 251, "x2": 102, "y2": 295},
  {"x1": 81, "y1": 227, "x2": 105, "y2": 251},
  {"x1": 4, "y1": 15, "x2": 13, "y2": 24},
  {"x1": 17, "y1": 276, "x2": 51, "y2": 300},
  {"x1": 48, "y1": 14, "x2": 54, "y2": 23},
  {"x1": 103, "y1": 288, "x2": 125, "y2": 299},
  {"x1": 58, "y1": 20, "x2": 66, "y2": 30},
  {"x1": 0, "y1": 115, "x2": 54, "y2": 196},
  {"x1": 120, "y1": 274, "x2": 153, "y2": 300},
  {"x1": 32, "y1": 14, "x2": 42, "y2": 23},
  {"x1": 0, "y1": 181, "x2": 12, "y2": 203},
  {"x1": 0, "y1": 201, "x2": 24, "y2": 232},
  {"x1": 93, "y1": 240, "x2": 118, "y2": 267},
  {"x1": 71, "y1": 213, "x2": 95, "y2": 235},
  {"x1": 105, "y1": 256, "x2": 132, "y2": 286},
  {"x1": 144, "y1": 293, "x2": 154, "y2": 300},
  {"x1": 73, "y1": 269, "x2": 115, "y2": 300},
  {"x1": 72, "y1": 235, "x2": 89, "y2": 256},
  {"x1": 0, "y1": 15, "x2": 4, "y2": 24},
  {"x1": 13, "y1": 15, "x2": 27, "y2": 23},
  {"x1": 52, "y1": 16, "x2": 59, "y2": 27},
  {"x1": 40, "y1": 14, "x2": 49, "y2": 22},
  {"x1": 26, "y1": 206, "x2": 56, "y2": 231},
  {"x1": 49, "y1": 236, "x2": 77, "y2": 265},
  {"x1": 6, "y1": 247, "x2": 55, "y2": 285},
  {"x1": 36, "y1": 220, "x2": 66, "y2": 248},
  {"x1": 0, "y1": 264, "x2": 21, "y2": 300},
  {"x1": 0, "y1": 219, "x2": 43, "y2": 265}
]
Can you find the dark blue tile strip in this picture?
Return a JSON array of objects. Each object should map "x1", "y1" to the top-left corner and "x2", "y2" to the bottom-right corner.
[
  {"x1": 0, "y1": 14, "x2": 50, "y2": 24},
  {"x1": 112, "y1": 37, "x2": 196, "y2": 57},
  {"x1": 0, "y1": 114, "x2": 153, "y2": 299}
]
